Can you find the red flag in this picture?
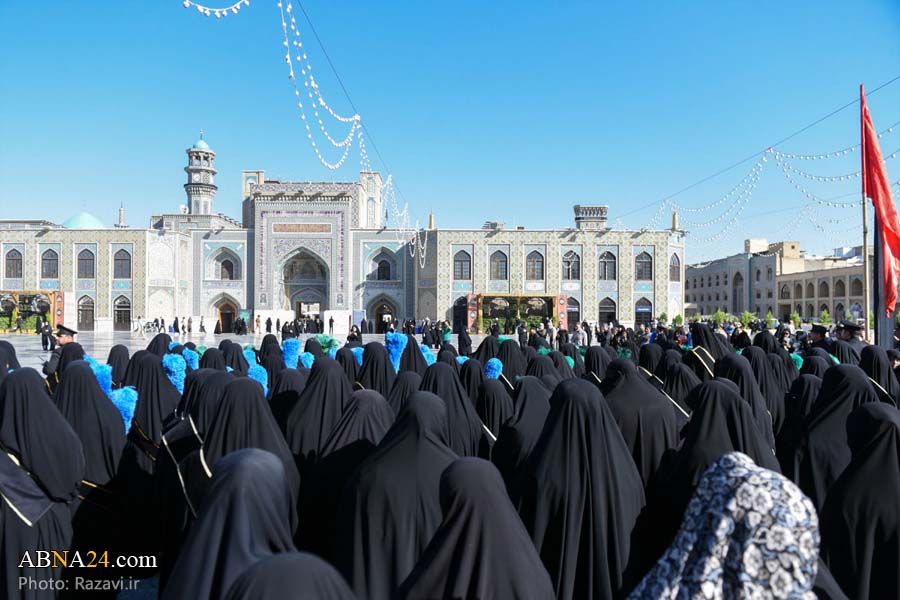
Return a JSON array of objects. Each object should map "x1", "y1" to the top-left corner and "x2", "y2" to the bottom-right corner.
[{"x1": 861, "y1": 84, "x2": 899, "y2": 317}]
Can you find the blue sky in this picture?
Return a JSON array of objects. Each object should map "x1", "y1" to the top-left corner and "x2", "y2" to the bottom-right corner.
[{"x1": 1, "y1": 1, "x2": 898, "y2": 262}]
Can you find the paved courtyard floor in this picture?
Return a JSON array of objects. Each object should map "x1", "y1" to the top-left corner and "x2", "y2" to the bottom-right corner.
[{"x1": 1, "y1": 331, "x2": 494, "y2": 371}]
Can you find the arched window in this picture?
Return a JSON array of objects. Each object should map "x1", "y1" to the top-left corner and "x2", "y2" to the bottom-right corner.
[
  {"x1": 766, "y1": 289, "x2": 773, "y2": 299},
  {"x1": 77, "y1": 249, "x2": 95, "y2": 279},
  {"x1": 635, "y1": 298, "x2": 652, "y2": 327},
  {"x1": 850, "y1": 278, "x2": 863, "y2": 296},
  {"x1": 780, "y1": 285, "x2": 790, "y2": 299},
  {"x1": 77, "y1": 296, "x2": 94, "y2": 331},
  {"x1": 453, "y1": 250, "x2": 471, "y2": 280},
  {"x1": 755, "y1": 269, "x2": 761, "y2": 282},
  {"x1": 490, "y1": 251, "x2": 508, "y2": 280},
  {"x1": 220, "y1": 259, "x2": 235, "y2": 281},
  {"x1": 5, "y1": 249, "x2": 22, "y2": 279},
  {"x1": 562, "y1": 251, "x2": 581, "y2": 280},
  {"x1": 794, "y1": 283, "x2": 803, "y2": 299},
  {"x1": 41, "y1": 249, "x2": 58, "y2": 279},
  {"x1": 598, "y1": 297, "x2": 617, "y2": 323},
  {"x1": 834, "y1": 279, "x2": 846, "y2": 297},
  {"x1": 669, "y1": 254, "x2": 681, "y2": 281},
  {"x1": 526, "y1": 251, "x2": 544, "y2": 280},
  {"x1": 113, "y1": 296, "x2": 131, "y2": 331},
  {"x1": 835, "y1": 303, "x2": 845, "y2": 320},
  {"x1": 806, "y1": 282, "x2": 815, "y2": 298},
  {"x1": 376, "y1": 259, "x2": 391, "y2": 281},
  {"x1": 766, "y1": 267, "x2": 773, "y2": 281},
  {"x1": 819, "y1": 281, "x2": 830, "y2": 297},
  {"x1": 732, "y1": 272, "x2": 745, "y2": 313},
  {"x1": 635, "y1": 252, "x2": 653, "y2": 280},
  {"x1": 566, "y1": 297, "x2": 581, "y2": 330},
  {"x1": 599, "y1": 252, "x2": 617, "y2": 280},
  {"x1": 214, "y1": 251, "x2": 241, "y2": 280},
  {"x1": 113, "y1": 249, "x2": 131, "y2": 279}
]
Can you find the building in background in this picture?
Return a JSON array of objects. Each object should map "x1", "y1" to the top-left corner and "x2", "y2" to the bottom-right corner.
[
  {"x1": 686, "y1": 238, "x2": 877, "y2": 323},
  {"x1": 0, "y1": 137, "x2": 686, "y2": 333}
]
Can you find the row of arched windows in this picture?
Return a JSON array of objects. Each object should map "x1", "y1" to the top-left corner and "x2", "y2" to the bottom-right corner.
[
  {"x1": 451, "y1": 250, "x2": 679, "y2": 282},
  {"x1": 3, "y1": 249, "x2": 132, "y2": 280},
  {"x1": 779, "y1": 279, "x2": 863, "y2": 299}
]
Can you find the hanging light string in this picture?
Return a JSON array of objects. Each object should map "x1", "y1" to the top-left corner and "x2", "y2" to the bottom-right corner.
[
  {"x1": 666, "y1": 158, "x2": 767, "y2": 215},
  {"x1": 678, "y1": 160, "x2": 764, "y2": 229},
  {"x1": 775, "y1": 120, "x2": 899, "y2": 160},
  {"x1": 277, "y1": 1, "x2": 360, "y2": 170},
  {"x1": 770, "y1": 150, "x2": 862, "y2": 208},
  {"x1": 383, "y1": 176, "x2": 429, "y2": 267},
  {"x1": 182, "y1": 0, "x2": 249, "y2": 17},
  {"x1": 771, "y1": 146, "x2": 898, "y2": 183}
]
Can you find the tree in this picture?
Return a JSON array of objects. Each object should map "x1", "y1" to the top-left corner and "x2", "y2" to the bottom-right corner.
[
  {"x1": 790, "y1": 311, "x2": 801, "y2": 329},
  {"x1": 712, "y1": 309, "x2": 728, "y2": 327},
  {"x1": 673, "y1": 314, "x2": 683, "y2": 326},
  {"x1": 820, "y1": 309, "x2": 832, "y2": 325},
  {"x1": 658, "y1": 311, "x2": 668, "y2": 324},
  {"x1": 740, "y1": 311, "x2": 756, "y2": 328},
  {"x1": 765, "y1": 310, "x2": 776, "y2": 329}
]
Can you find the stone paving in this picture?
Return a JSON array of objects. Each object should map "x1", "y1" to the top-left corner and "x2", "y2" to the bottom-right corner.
[{"x1": 1, "y1": 331, "x2": 497, "y2": 371}]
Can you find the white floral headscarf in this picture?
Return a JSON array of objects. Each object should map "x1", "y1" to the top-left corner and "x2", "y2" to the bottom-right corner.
[{"x1": 629, "y1": 452, "x2": 818, "y2": 599}]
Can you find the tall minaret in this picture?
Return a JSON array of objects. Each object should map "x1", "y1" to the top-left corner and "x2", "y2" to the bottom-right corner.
[
  {"x1": 184, "y1": 131, "x2": 218, "y2": 214},
  {"x1": 115, "y1": 203, "x2": 129, "y2": 229}
]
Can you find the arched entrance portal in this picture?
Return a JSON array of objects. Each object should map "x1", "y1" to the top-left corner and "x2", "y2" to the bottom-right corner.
[
  {"x1": 452, "y1": 296, "x2": 468, "y2": 334},
  {"x1": 218, "y1": 301, "x2": 236, "y2": 334},
  {"x1": 368, "y1": 297, "x2": 397, "y2": 333},
  {"x1": 282, "y1": 250, "x2": 329, "y2": 318}
]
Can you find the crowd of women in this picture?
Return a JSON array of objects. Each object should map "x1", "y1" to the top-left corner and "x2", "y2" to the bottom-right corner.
[{"x1": 0, "y1": 321, "x2": 897, "y2": 599}]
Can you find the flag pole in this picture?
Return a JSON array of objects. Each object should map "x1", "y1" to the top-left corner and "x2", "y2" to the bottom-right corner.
[{"x1": 861, "y1": 83, "x2": 872, "y2": 342}]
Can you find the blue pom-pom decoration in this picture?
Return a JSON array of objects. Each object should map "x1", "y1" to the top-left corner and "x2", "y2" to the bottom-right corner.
[
  {"x1": 282, "y1": 338, "x2": 300, "y2": 369},
  {"x1": 111, "y1": 386, "x2": 138, "y2": 432},
  {"x1": 182, "y1": 348, "x2": 199, "y2": 371},
  {"x1": 243, "y1": 348, "x2": 258, "y2": 366},
  {"x1": 247, "y1": 364, "x2": 269, "y2": 397},
  {"x1": 89, "y1": 361, "x2": 113, "y2": 396},
  {"x1": 456, "y1": 356, "x2": 470, "y2": 365},
  {"x1": 420, "y1": 344, "x2": 436, "y2": 366},
  {"x1": 484, "y1": 358, "x2": 503, "y2": 380},
  {"x1": 226, "y1": 366, "x2": 234, "y2": 373},
  {"x1": 351, "y1": 346, "x2": 365, "y2": 366},
  {"x1": 327, "y1": 347, "x2": 338, "y2": 359},
  {"x1": 299, "y1": 352, "x2": 315, "y2": 369},
  {"x1": 385, "y1": 331, "x2": 408, "y2": 373},
  {"x1": 162, "y1": 353, "x2": 187, "y2": 394},
  {"x1": 168, "y1": 341, "x2": 179, "y2": 351}
]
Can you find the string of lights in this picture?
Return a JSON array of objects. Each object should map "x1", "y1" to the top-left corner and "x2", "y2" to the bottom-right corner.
[
  {"x1": 679, "y1": 161, "x2": 764, "y2": 229},
  {"x1": 771, "y1": 146, "x2": 898, "y2": 183},
  {"x1": 182, "y1": 0, "x2": 249, "y2": 17},
  {"x1": 771, "y1": 151, "x2": 863, "y2": 208},
  {"x1": 775, "y1": 120, "x2": 899, "y2": 160}
]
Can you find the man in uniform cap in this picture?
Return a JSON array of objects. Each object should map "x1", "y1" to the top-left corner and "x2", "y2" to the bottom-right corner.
[
  {"x1": 808, "y1": 323, "x2": 832, "y2": 353},
  {"x1": 837, "y1": 319, "x2": 866, "y2": 355},
  {"x1": 42, "y1": 324, "x2": 76, "y2": 378}
]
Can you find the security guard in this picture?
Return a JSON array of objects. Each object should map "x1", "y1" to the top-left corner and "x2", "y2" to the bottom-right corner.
[
  {"x1": 838, "y1": 319, "x2": 867, "y2": 355},
  {"x1": 808, "y1": 323, "x2": 832, "y2": 353},
  {"x1": 42, "y1": 324, "x2": 76, "y2": 380}
]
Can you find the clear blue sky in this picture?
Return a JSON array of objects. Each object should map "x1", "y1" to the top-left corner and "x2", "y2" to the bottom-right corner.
[{"x1": 1, "y1": 1, "x2": 898, "y2": 262}]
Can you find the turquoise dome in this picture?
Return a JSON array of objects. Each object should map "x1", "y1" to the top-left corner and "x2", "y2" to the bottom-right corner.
[
  {"x1": 192, "y1": 139, "x2": 210, "y2": 150},
  {"x1": 62, "y1": 212, "x2": 106, "y2": 229}
]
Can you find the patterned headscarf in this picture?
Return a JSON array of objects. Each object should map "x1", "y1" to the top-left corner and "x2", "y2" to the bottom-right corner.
[{"x1": 630, "y1": 452, "x2": 818, "y2": 599}]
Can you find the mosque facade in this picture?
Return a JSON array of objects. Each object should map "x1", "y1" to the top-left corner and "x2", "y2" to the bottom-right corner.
[{"x1": 0, "y1": 137, "x2": 685, "y2": 333}]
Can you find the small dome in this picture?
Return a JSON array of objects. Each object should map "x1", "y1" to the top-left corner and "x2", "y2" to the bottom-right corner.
[
  {"x1": 62, "y1": 212, "x2": 106, "y2": 229},
  {"x1": 192, "y1": 139, "x2": 210, "y2": 150}
]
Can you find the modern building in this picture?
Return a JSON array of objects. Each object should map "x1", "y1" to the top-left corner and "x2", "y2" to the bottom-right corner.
[
  {"x1": 686, "y1": 238, "x2": 877, "y2": 322},
  {"x1": 0, "y1": 136, "x2": 686, "y2": 333}
]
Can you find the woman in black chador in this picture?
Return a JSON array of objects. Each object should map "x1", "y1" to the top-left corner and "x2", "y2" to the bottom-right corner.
[
  {"x1": 491, "y1": 376, "x2": 552, "y2": 496},
  {"x1": 821, "y1": 403, "x2": 900, "y2": 599},
  {"x1": 517, "y1": 378, "x2": 645, "y2": 600},
  {"x1": 420, "y1": 362, "x2": 492, "y2": 457},
  {"x1": 334, "y1": 392, "x2": 458, "y2": 600},
  {"x1": 162, "y1": 449, "x2": 296, "y2": 600},
  {"x1": 398, "y1": 458, "x2": 555, "y2": 599},
  {"x1": 0, "y1": 368, "x2": 85, "y2": 600},
  {"x1": 796, "y1": 364, "x2": 877, "y2": 512},
  {"x1": 356, "y1": 342, "x2": 396, "y2": 395}
]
